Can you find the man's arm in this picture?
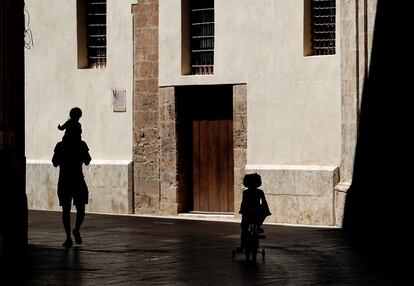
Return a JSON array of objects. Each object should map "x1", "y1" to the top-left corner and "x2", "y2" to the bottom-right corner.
[
  {"x1": 51, "y1": 143, "x2": 61, "y2": 167},
  {"x1": 81, "y1": 141, "x2": 92, "y2": 166}
]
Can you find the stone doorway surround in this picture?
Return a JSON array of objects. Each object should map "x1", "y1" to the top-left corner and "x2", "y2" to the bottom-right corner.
[{"x1": 133, "y1": 82, "x2": 247, "y2": 215}]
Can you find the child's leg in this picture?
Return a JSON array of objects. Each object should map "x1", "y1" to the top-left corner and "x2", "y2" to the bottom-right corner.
[{"x1": 239, "y1": 222, "x2": 248, "y2": 249}]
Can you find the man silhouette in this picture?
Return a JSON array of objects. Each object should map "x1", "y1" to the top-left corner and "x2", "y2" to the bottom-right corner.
[{"x1": 52, "y1": 135, "x2": 91, "y2": 247}]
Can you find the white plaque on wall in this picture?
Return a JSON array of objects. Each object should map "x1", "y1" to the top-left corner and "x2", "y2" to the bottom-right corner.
[{"x1": 112, "y1": 88, "x2": 126, "y2": 112}]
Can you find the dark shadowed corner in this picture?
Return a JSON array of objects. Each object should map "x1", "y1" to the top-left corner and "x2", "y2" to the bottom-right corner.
[{"x1": 343, "y1": 0, "x2": 413, "y2": 278}]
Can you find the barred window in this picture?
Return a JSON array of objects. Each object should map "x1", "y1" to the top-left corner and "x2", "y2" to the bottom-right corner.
[
  {"x1": 77, "y1": 0, "x2": 106, "y2": 69},
  {"x1": 86, "y1": 0, "x2": 107, "y2": 68},
  {"x1": 190, "y1": 0, "x2": 214, "y2": 75},
  {"x1": 311, "y1": 0, "x2": 336, "y2": 55}
]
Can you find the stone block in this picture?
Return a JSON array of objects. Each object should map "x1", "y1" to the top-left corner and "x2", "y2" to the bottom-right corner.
[
  {"x1": 27, "y1": 160, "x2": 133, "y2": 214},
  {"x1": 134, "y1": 192, "x2": 160, "y2": 213},
  {"x1": 266, "y1": 194, "x2": 334, "y2": 225},
  {"x1": 258, "y1": 169, "x2": 295, "y2": 195},
  {"x1": 334, "y1": 187, "x2": 348, "y2": 227},
  {"x1": 160, "y1": 122, "x2": 176, "y2": 152},
  {"x1": 233, "y1": 148, "x2": 246, "y2": 168},
  {"x1": 233, "y1": 115, "x2": 247, "y2": 149},
  {"x1": 26, "y1": 162, "x2": 60, "y2": 211},
  {"x1": 140, "y1": 127, "x2": 159, "y2": 145},
  {"x1": 143, "y1": 143, "x2": 160, "y2": 163},
  {"x1": 134, "y1": 79, "x2": 159, "y2": 94},
  {"x1": 134, "y1": 162, "x2": 159, "y2": 180},
  {"x1": 134, "y1": 28, "x2": 158, "y2": 48},
  {"x1": 134, "y1": 93, "x2": 158, "y2": 112},
  {"x1": 233, "y1": 84, "x2": 247, "y2": 98},
  {"x1": 136, "y1": 62, "x2": 158, "y2": 79},
  {"x1": 160, "y1": 190, "x2": 178, "y2": 215},
  {"x1": 159, "y1": 87, "x2": 175, "y2": 105},
  {"x1": 245, "y1": 165, "x2": 338, "y2": 225},
  {"x1": 160, "y1": 151, "x2": 177, "y2": 172},
  {"x1": 160, "y1": 171, "x2": 177, "y2": 188}
]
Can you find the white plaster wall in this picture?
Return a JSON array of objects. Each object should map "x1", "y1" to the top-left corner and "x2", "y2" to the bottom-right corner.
[
  {"x1": 25, "y1": 0, "x2": 135, "y2": 161},
  {"x1": 159, "y1": 0, "x2": 341, "y2": 166}
]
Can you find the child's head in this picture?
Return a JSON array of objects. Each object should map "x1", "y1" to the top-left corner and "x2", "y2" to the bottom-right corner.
[
  {"x1": 69, "y1": 107, "x2": 82, "y2": 121},
  {"x1": 243, "y1": 173, "x2": 262, "y2": 189}
]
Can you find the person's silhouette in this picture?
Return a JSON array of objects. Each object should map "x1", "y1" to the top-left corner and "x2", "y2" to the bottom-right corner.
[
  {"x1": 238, "y1": 173, "x2": 271, "y2": 251},
  {"x1": 52, "y1": 134, "x2": 91, "y2": 247},
  {"x1": 58, "y1": 107, "x2": 82, "y2": 141}
]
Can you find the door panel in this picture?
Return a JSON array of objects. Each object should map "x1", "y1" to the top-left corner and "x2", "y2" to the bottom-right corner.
[
  {"x1": 192, "y1": 121, "x2": 200, "y2": 211},
  {"x1": 199, "y1": 120, "x2": 210, "y2": 211},
  {"x1": 208, "y1": 120, "x2": 219, "y2": 211},
  {"x1": 193, "y1": 119, "x2": 233, "y2": 212},
  {"x1": 227, "y1": 120, "x2": 234, "y2": 212}
]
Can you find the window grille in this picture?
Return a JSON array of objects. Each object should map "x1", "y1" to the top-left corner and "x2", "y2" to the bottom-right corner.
[
  {"x1": 86, "y1": 0, "x2": 106, "y2": 68},
  {"x1": 312, "y1": 0, "x2": 335, "y2": 55},
  {"x1": 190, "y1": 0, "x2": 214, "y2": 75}
]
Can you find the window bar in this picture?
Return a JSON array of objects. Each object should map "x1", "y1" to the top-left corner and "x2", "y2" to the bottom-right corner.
[
  {"x1": 86, "y1": 0, "x2": 107, "y2": 68},
  {"x1": 190, "y1": 0, "x2": 214, "y2": 75},
  {"x1": 312, "y1": 0, "x2": 335, "y2": 55}
]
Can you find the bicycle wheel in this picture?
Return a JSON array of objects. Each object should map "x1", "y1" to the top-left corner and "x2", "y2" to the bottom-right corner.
[
  {"x1": 245, "y1": 248, "x2": 251, "y2": 261},
  {"x1": 251, "y1": 248, "x2": 257, "y2": 262}
]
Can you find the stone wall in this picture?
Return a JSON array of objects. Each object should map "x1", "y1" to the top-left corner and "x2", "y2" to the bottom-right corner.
[
  {"x1": 159, "y1": 87, "x2": 178, "y2": 214},
  {"x1": 26, "y1": 161, "x2": 133, "y2": 214},
  {"x1": 232, "y1": 84, "x2": 247, "y2": 216},
  {"x1": 247, "y1": 165, "x2": 339, "y2": 225},
  {"x1": 132, "y1": 0, "x2": 160, "y2": 214}
]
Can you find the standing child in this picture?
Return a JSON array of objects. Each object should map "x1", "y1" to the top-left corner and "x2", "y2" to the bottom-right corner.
[
  {"x1": 58, "y1": 107, "x2": 82, "y2": 140},
  {"x1": 238, "y1": 173, "x2": 271, "y2": 251}
]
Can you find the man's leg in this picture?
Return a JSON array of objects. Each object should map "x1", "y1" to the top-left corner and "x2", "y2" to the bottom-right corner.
[
  {"x1": 61, "y1": 202, "x2": 73, "y2": 247},
  {"x1": 73, "y1": 203, "x2": 85, "y2": 244}
]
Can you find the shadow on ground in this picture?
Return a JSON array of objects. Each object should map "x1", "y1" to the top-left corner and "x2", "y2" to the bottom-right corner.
[{"x1": 3, "y1": 210, "x2": 409, "y2": 285}]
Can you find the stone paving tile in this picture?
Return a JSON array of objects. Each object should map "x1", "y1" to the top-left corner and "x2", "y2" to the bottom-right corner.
[{"x1": 5, "y1": 210, "x2": 412, "y2": 285}]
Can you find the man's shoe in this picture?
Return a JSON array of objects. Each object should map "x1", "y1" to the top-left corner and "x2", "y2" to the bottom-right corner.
[
  {"x1": 257, "y1": 234, "x2": 266, "y2": 239},
  {"x1": 62, "y1": 238, "x2": 73, "y2": 248},
  {"x1": 73, "y1": 229, "x2": 82, "y2": 245}
]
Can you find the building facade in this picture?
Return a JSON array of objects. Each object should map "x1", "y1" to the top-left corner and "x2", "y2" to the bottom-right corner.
[
  {"x1": 26, "y1": 0, "x2": 377, "y2": 226},
  {"x1": 25, "y1": 0, "x2": 135, "y2": 214}
]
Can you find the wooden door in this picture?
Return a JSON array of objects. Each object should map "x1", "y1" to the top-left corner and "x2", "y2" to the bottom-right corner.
[{"x1": 193, "y1": 119, "x2": 234, "y2": 212}]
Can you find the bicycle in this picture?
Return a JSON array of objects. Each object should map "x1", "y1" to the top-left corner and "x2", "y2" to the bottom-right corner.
[{"x1": 232, "y1": 222, "x2": 265, "y2": 262}]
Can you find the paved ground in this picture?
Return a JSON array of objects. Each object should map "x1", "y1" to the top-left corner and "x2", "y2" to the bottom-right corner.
[{"x1": 5, "y1": 210, "x2": 413, "y2": 285}]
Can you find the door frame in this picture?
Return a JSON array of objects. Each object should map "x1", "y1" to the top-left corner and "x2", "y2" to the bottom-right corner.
[{"x1": 159, "y1": 84, "x2": 247, "y2": 214}]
